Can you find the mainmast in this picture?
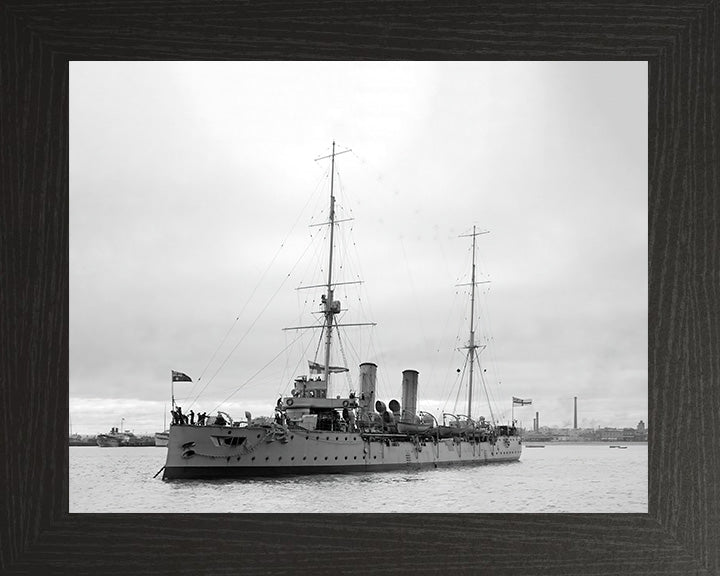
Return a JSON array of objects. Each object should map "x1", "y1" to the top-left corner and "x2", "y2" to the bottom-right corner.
[{"x1": 458, "y1": 226, "x2": 489, "y2": 418}]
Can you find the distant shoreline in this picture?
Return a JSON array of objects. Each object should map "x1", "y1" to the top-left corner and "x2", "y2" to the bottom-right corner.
[
  {"x1": 69, "y1": 440, "x2": 649, "y2": 447},
  {"x1": 524, "y1": 440, "x2": 648, "y2": 445}
]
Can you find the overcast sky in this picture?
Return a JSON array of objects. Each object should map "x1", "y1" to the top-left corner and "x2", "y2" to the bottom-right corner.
[{"x1": 69, "y1": 61, "x2": 647, "y2": 435}]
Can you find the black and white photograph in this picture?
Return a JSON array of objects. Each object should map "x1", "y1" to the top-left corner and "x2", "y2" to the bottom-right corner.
[{"x1": 69, "y1": 61, "x2": 647, "y2": 513}]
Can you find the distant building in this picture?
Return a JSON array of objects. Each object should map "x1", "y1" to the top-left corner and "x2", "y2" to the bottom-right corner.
[{"x1": 523, "y1": 423, "x2": 647, "y2": 442}]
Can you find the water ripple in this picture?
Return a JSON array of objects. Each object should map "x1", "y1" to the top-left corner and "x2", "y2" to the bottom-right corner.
[{"x1": 70, "y1": 443, "x2": 647, "y2": 513}]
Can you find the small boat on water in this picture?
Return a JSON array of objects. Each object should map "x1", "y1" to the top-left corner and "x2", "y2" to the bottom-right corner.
[
  {"x1": 162, "y1": 143, "x2": 522, "y2": 479},
  {"x1": 525, "y1": 445, "x2": 545, "y2": 448}
]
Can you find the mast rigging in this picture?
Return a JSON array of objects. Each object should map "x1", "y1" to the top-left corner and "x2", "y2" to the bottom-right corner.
[{"x1": 458, "y1": 226, "x2": 489, "y2": 418}]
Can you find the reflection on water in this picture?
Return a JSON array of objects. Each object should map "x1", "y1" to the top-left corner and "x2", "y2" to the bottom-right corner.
[{"x1": 70, "y1": 443, "x2": 647, "y2": 513}]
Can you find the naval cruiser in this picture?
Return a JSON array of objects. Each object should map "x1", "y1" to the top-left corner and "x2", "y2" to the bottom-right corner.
[{"x1": 162, "y1": 143, "x2": 522, "y2": 479}]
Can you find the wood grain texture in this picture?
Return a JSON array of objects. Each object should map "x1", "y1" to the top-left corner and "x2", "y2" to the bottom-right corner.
[{"x1": 1, "y1": 1, "x2": 718, "y2": 574}]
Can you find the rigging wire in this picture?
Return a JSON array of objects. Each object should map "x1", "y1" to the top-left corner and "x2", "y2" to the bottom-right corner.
[
  {"x1": 187, "y1": 231, "x2": 318, "y2": 410},
  {"x1": 332, "y1": 318, "x2": 354, "y2": 391},
  {"x1": 332, "y1": 160, "x2": 392, "y2": 396},
  {"x1": 209, "y1": 328, "x2": 310, "y2": 413},
  {"x1": 476, "y1": 348, "x2": 497, "y2": 425},
  {"x1": 312, "y1": 325, "x2": 325, "y2": 362},
  {"x1": 186, "y1": 165, "x2": 328, "y2": 403},
  {"x1": 436, "y1": 285, "x2": 471, "y2": 408},
  {"x1": 280, "y1": 328, "x2": 324, "y2": 398},
  {"x1": 447, "y1": 351, "x2": 469, "y2": 414}
]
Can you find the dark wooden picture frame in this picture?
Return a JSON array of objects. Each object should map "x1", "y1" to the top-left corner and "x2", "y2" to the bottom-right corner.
[{"x1": 1, "y1": 2, "x2": 718, "y2": 574}]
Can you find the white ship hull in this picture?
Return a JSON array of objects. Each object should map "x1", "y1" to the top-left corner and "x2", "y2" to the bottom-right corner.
[
  {"x1": 163, "y1": 424, "x2": 521, "y2": 479},
  {"x1": 155, "y1": 431, "x2": 169, "y2": 447}
]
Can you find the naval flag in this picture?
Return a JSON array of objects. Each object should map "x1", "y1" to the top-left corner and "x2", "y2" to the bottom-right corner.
[
  {"x1": 512, "y1": 397, "x2": 532, "y2": 406},
  {"x1": 308, "y1": 360, "x2": 349, "y2": 374},
  {"x1": 172, "y1": 370, "x2": 193, "y2": 382}
]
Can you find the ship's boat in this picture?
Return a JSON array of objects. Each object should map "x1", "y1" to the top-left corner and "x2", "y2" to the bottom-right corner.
[
  {"x1": 162, "y1": 143, "x2": 522, "y2": 479},
  {"x1": 433, "y1": 413, "x2": 477, "y2": 438},
  {"x1": 396, "y1": 411, "x2": 435, "y2": 435}
]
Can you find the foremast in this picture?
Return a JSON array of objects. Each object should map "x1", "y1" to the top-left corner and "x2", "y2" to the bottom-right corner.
[
  {"x1": 322, "y1": 142, "x2": 339, "y2": 386},
  {"x1": 283, "y1": 142, "x2": 375, "y2": 397}
]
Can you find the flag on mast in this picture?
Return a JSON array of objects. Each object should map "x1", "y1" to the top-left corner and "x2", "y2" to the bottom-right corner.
[
  {"x1": 172, "y1": 370, "x2": 193, "y2": 382},
  {"x1": 512, "y1": 397, "x2": 532, "y2": 406},
  {"x1": 308, "y1": 360, "x2": 349, "y2": 374}
]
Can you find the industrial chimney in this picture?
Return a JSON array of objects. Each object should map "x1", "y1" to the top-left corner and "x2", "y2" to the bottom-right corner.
[
  {"x1": 573, "y1": 396, "x2": 578, "y2": 429},
  {"x1": 535, "y1": 411, "x2": 539, "y2": 432}
]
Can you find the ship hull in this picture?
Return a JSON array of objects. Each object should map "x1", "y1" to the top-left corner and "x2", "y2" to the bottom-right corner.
[
  {"x1": 155, "y1": 432, "x2": 169, "y2": 447},
  {"x1": 96, "y1": 434, "x2": 122, "y2": 447},
  {"x1": 163, "y1": 424, "x2": 521, "y2": 480}
]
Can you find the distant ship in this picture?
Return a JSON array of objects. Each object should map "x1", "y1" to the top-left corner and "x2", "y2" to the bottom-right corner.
[
  {"x1": 154, "y1": 431, "x2": 169, "y2": 447},
  {"x1": 155, "y1": 409, "x2": 169, "y2": 446},
  {"x1": 96, "y1": 426, "x2": 136, "y2": 447},
  {"x1": 162, "y1": 143, "x2": 522, "y2": 479}
]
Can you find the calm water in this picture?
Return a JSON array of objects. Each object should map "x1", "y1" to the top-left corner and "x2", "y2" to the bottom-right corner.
[{"x1": 70, "y1": 443, "x2": 647, "y2": 513}]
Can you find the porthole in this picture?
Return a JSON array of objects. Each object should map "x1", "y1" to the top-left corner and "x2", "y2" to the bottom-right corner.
[
  {"x1": 291, "y1": 435, "x2": 294, "y2": 440},
  {"x1": 353, "y1": 456, "x2": 357, "y2": 460},
  {"x1": 344, "y1": 456, "x2": 348, "y2": 460},
  {"x1": 336, "y1": 437, "x2": 339, "y2": 441},
  {"x1": 257, "y1": 434, "x2": 261, "y2": 439},
  {"x1": 251, "y1": 457, "x2": 255, "y2": 461},
  {"x1": 373, "y1": 456, "x2": 377, "y2": 459},
  {"x1": 302, "y1": 456, "x2": 306, "y2": 461},
  {"x1": 265, "y1": 457, "x2": 269, "y2": 461},
  {"x1": 314, "y1": 456, "x2": 317, "y2": 460},
  {"x1": 324, "y1": 456, "x2": 328, "y2": 460},
  {"x1": 334, "y1": 456, "x2": 338, "y2": 460}
]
